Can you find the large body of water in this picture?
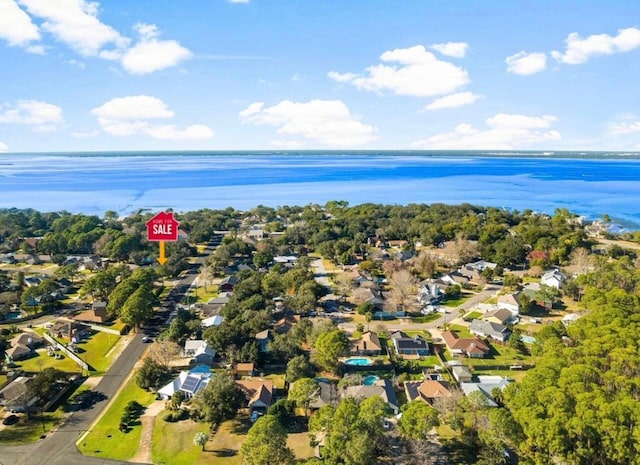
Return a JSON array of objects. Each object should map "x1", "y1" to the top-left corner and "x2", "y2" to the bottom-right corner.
[{"x1": 1, "y1": 151, "x2": 639, "y2": 227}]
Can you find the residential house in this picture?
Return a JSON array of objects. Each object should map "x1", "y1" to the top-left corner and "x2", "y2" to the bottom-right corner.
[
  {"x1": 541, "y1": 269, "x2": 565, "y2": 289},
  {"x1": 441, "y1": 331, "x2": 490, "y2": 358},
  {"x1": 235, "y1": 362, "x2": 255, "y2": 377},
  {"x1": 0, "y1": 376, "x2": 37, "y2": 412},
  {"x1": 483, "y1": 308, "x2": 515, "y2": 326},
  {"x1": 562, "y1": 313, "x2": 582, "y2": 326},
  {"x1": 309, "y1": 380, "x2": 338, "y2": 412},
  {"x1": 470, "y1": 320, "x2": 511, "y2": 343},
  {"x1": 390, "y1": 331, "x2": 430, "y2": 357},
  {"x1": 451, "y1": 365, "x2": 473, "y2": 383},
  {"x1": 255, "y1": 329, "x2": 273, "y2": 353},
  {"x1": 497, "y1": 293, "x2": 520, "y2": 316},
  {"x1": 404, "y1": 379, "x2": 452, "y2": 405},
  {"x1": 182, "y1": 340, "x2": 216, "y2": 366},
  {"x1": 177, "y1": 229, "x2": 190, "y2": 241},
  {"x1": 521, "y1": 283, "x2": 552, "y2": 310},
  {"x1": 201, "y1": 292, "x2": 233, "y2": 317},
  {"x1": 273, "y1": 315, "x2": 300, "y2": 334},
  {"x1": 0, "y1": 253, "x2": 16, "y2": 264},
  {"x1": 460, "y1": 260, "x2": 497, "y2": 282},
  {"x1": 201, "y1": 315, "x2": 223, "y2": 328},
  {"x1": 273, "y1": 256, "x2": 298, "y2": 266},
  {"x1": 350, "y1": 331, "x2": 382, "y2": 356},
  {"x1": 75, "y1": 301, "x2": 109, "y2": 323},
  {"x1": 49, "y1": 319, "x2": 90, "y2": 342},
  {"x1": 236, "y1": 379, "x2": 273, "y2": 414},
  {"x1": 460, "y1": 375, "x2": 513, "y2": 407},
  {"x1": 219, "y1": 275, "x2": 238, "y2": 293},
  {"x1": 387, "y1": 240, "x2": 408, "y2": 249},
  {"x1": 342, "y1": 379, "x2": 400, "y2": 415},
  {"x1": 157, "y1": 365, "x2": 213, "y2": 400},
  {"x1": 417, "y1": 280, "x2": 445, "y2": 306}
]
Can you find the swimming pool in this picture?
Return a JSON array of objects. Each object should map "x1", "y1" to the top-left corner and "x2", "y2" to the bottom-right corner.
[
  {"x1": 343, "y1": 357, "x2": 373, "y2": 366},
  {"x1": 363, "y1": 375, "x2": 379, "y2": 385},
  {"x1": 520, "y1": 335, "x2": 537, "y2": 344}
]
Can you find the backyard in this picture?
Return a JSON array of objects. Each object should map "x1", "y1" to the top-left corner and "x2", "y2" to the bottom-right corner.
[
  {"x1": 151, "y1": 413, "x2": 314, "y2": 465},
  {"x1": 15, "y1": 330, "x2": 122, "y2": 374}
]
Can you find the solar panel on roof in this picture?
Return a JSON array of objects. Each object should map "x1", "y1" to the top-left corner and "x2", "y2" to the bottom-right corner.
[{"x1": 181, "y1": 375, "x2": 200, "y2": 393}]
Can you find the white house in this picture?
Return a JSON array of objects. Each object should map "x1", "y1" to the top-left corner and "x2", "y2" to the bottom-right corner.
[
  {"x1": 497, "y1": 293, "x2": 520, "y2": 316},
  {"x1": 541, "y1": 269, "x2": 565, "y2": 289},
  {"x1": 460, "y1": 376, "x2": 513, "y2": 407},
  {"x1": 201, "y1": 315, "x2": 224, "y2": 328},
  {"x1": 158, "y1": 365, "x2": 213, "y2": 400}
]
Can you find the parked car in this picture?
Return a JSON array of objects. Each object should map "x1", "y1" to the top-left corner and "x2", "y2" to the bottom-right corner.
[
  {"x1": 142, "y1": 336, "x2": 152, "y2": 343},
  {"x1": 2, "y1": 414, "x2": 19, "y2": 425}
]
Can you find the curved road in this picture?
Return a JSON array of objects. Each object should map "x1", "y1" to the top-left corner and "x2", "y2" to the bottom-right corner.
[{"x1": 0, "y1": 250, "x2": 211, "y2": 465}]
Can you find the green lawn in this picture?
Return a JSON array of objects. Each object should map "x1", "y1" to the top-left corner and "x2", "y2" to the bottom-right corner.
[
  {"x1": 464, "y1": 344, "x2": 536, "y2": 372},
  {"x1": 463, "y1": 311, "x2": 483, "y2": 320},
  {"x1": 75, "y1": 331, "x2": 121, "y2": 373},
  {"x1": 18, "y1": 330, "x2": 121, "y2": 374},
  {"x1": 0, "y1": 409, "x2": 65, "y2": 444},
  {"x1": 78, "y1": 375, "x2": 156, "y2": 461},
  {"x1": 441, "y1": 292, "x2": 474, "y2": 307},
  {"x1": 15, "y1": 349, "x2": 81, "y2": 373},
  {"x1": 410, "y1": 313, "x2": 441, "y2": 324},
  {"x1": 447, "y1": 325, "x2": 473, "y2": 338},
  {"x1": 415, "y1": 355, "x2": 442, "y2": 368},
  {"x1": 152, "y1": 414, "x2": 210, "y2": 465}
]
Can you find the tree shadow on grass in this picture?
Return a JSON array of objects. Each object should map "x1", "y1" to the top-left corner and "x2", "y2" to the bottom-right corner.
[
  {"x1": 212, "y1": 448, "x2": 237, "y2": 457},
  {"x1": 230, "y1": 416, "x2": 251, "y2": 435}
]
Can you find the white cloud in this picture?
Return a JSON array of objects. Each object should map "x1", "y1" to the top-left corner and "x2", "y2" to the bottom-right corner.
[
  {"x1": 0, "y1": 100, "x2": 63, "y2": 131},
  {"x1": 413, "y1": 113, "x2": 561, "y2": 149},
  {"x1": 0, "y1": 0, "x2": 40, "y2": 47},
  {"x1": 429, "y1": 41, "x2": 469, "y2": 58},
  {"x1": 328, "y1": 45, "x2": 469, "y2": 97},
  {"x1": 19, "y1": 0, "x2": 129, "y2": 56},
  {"x1": 71, "y1": 129, "x2": 99, "y2": 138},
  {"x1": 505, "y1": 51, "x2": 547, "y2": 75},
  {"x1": 425, "y1": 92, "x2": 481, "y2": 110},
  {"x1": 91, "y1": 95, "x2": 214, "y2": 141},
  {"x1": 120, "y1": 22, "x2": 192, "y2": 74},
  {"x1": 0, "y1": 141, "x2": 7, "y2": 152},
  {"x1": 11, "y1": 2, "x2": 190, "y2": 74},
  {"x1": 552, "y1": 27, "x2": 640, "y2": 64},
  {"x1": 239, "y1": 99, "x2": 377, "y2": 147},
  {"x1": 91, "y1": 95, "x2": 175, "y2": 120},
  {"x1": 609, "y1": 121, "x2": 640, "y2": 135},
  {"x1": 228, "y1": 0, "x2": 249, "y2": 3}
]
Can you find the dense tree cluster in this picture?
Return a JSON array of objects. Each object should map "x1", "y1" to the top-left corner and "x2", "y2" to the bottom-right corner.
[{"x1": 505, "y1": 259, "x2": 640, "y2": 465}]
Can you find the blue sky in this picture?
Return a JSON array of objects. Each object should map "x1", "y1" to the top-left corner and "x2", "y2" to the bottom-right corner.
[{"x1": 0, "y1": 0, "x2": 639, "y2": 152}]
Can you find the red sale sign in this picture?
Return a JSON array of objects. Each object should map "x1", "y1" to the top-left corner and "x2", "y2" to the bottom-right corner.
[{"x1": 146, "y1": 211, "x2": 180, "y2": 242}]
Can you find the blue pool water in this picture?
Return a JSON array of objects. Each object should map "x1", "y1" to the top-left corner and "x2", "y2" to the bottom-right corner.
[
  {"x1": 4, "y1": 312, "x2": 22, "y2": 320},
  {"x1": 363, "y1": 375, "x2": 380, "y2": 385},
  {"x1": 344, "y1": 357, "x2": 373, "y2": 366},
  {"x1": 520, "y1": 335, "x2": 537, "y2": 344}
]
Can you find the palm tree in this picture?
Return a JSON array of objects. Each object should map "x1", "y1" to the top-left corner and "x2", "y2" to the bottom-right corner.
[{"x1": 193, "y1": 431, "x2": 208, "y2": 451}]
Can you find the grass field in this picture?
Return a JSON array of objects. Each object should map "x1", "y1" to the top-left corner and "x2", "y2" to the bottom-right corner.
[
  {"x1": 0, "y1": 409, "x2": 65, "y2": 444},
  {"x1": 441, "y1": 292, "x2": 474, "y2": 308},
  {"x1": 411, "y1": 313, "x2": 441, "y2": 324},
  {"x1": 78, "y1": 375, "x2": 156, "y2": 461},
  {"x1": 17, "y1": 331, "x2": 121, "y2": 374},
  {"x1": 152, "y1": 415, "x2": 210, "y2": 465},
  {"x1": 463, "y1": 311, "x2": 483, "y2": 320}
]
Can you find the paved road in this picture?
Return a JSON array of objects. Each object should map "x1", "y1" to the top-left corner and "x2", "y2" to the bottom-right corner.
[{"x1": 0, "y1": 248, "x2": 212, "y2": 465}]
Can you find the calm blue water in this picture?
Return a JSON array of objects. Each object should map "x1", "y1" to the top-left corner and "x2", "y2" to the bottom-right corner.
[
  {"x1": 363, "y1": 375, "x2": 380, "y2": 385},
  {"x1": 344, "y1": 357, "x2": 373, "y2": 366},
  {"x1": 1, "y1": 151, "x2": 639, "y2": 227}
]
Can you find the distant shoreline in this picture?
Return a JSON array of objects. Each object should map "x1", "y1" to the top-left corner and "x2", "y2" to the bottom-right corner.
[{"x1": 2, "y1": 150, "x2": 640, "y2": 159}]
